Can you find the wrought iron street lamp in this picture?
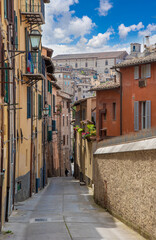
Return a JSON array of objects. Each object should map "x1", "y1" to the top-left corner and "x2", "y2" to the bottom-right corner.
[
  {"x1": 43, "y1": 103, "x2": 49, "y2": 117},
  {"x1": 29, "y1": 30, "x2": 42, "y2": 51}
]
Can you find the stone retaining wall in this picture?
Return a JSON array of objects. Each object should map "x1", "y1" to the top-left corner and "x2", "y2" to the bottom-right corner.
[{"x1": 94, "y1": 149, "x2": 156, "y2": 240}]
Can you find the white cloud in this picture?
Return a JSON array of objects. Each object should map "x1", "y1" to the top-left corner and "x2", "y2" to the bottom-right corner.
[
  {"x1": 46, "y1": 0, "x2": 79, "y2": 15},
  {"x1": 139, "y1": 24, "x2": 156, "y2": 36},
  {"x1": 97, "y1": 0, "x2": 113, "y2": 16},
  {"x1": 118, "y1": 22, "x2": 144, "y2": 39},
  {"x1": 43, "y1": 1, "x2": 95, "y2": 46},
  {"x1": 87, "y1": 28, "x2": 114, "y2": 48}
]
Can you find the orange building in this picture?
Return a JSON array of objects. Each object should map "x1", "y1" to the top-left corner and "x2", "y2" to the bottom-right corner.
[
  {"x1": 115, "y1": 52, "x2": 156, "y2": 134},
  {"x1": 91, "y1": 81, "x2": 121, "y2": 141}
]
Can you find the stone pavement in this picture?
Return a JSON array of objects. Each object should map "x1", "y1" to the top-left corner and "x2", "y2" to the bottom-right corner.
[{"x1": 0, "y1": 177, "x2": 146, "y2": 240}]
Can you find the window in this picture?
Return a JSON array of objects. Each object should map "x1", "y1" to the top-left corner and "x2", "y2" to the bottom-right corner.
[
  {"x1": 59, "y1": 75, "x2": 61, "y2": 78},
  {"x1": 134, "y1": 66, "x2": 139, "y2": 80},
  {"x1": 64, "y1": 75, "x2": 67, "y2": 78},
  {"x1": 76, "y1": 97, "x2": 78, "y2": 101},
  {"x1": 4, "y1": 63, "x2": 9, "y2": 103},
  {"x1": 133, "y1": 45, "x2": 136, "y2": 52},
  {"x1": 85, "y1": 62, "x2": 88, "y2": 67},
  {"x1": 27, "y1": 87, "x2": 31, "y2": 118},
  {"x1": 52, "y1": 120, "x2": 56, "y2": 131},
  {"x1": 104, "y1": 68, "x2": 109, "y2": 74},
  {"x1": 105, "y1": 60, "x2": 108, "y2": 65},
  {"x1": 49, "y1": 105, "x2": 51, "y2": 116},
  {"x1": 48, "y1": 81, "x2": 52, "y2": 93},
  {"x1": 63, "y1": 116, "x2": 65, "y2": 126},
  {"x1": 82, "y1": 109, "x2": 86, "y2": 120},
  {"x1": 83, "y1": 96, "x2": 85, "y2": 98},
  {"x1": 4, "y1": 0, "x2": 7, "y2": 19},
  {"x1": 53, "y1": 94, "x2": 56, "y2": 113},
  {"x1": 112, "y1": 103, "x2": 116, "y2": 120},
  {"x1": 67, "y1": 135, "x2": 68, "y2": 145},
  {"x1": 63, "y1": 135, "x2": 65, "y2": 145},
  {"x1": 134, "y1": 101, "x2": 151, "y2": 131},
  {"x1": 38, "y1": 94, "x2": 42, "y2": 119},
  {"x1": 67, "y1": 116, "x2": 68, "y2": 126},
  {"x1": 141, "y1": 64, "x2": 151, "y2": 78},
  {"x1": 75, "y1": 63, "x2": 78, "y2": 68},
  {"x1": 68, "y1": 75, "x2": 70, "y2": 79},
  {"x1": 95, "y1": 61, "x2": 97, "y2": 67}
]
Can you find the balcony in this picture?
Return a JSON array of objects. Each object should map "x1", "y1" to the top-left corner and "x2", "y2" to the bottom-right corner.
[
  {"x1": 20, "y1": 0, "x2": 45, "y2": 26},
  {"x1": 22, "y1": 52, "x2": 46, "y2": 85}
]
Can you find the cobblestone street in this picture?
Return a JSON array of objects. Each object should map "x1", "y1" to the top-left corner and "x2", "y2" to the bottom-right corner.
[{"x1": 0, "y1": 177, "x2": 146, "y2": 240}]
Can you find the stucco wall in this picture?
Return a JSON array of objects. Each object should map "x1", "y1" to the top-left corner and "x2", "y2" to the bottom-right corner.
[{"x1": 94, "y1": 149, "x2": 156, "y2": 240}]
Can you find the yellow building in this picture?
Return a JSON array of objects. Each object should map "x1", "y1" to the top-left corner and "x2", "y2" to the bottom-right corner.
[
  {"x1": 73, "y1": 97, "x2": 96, "y2": 185},
  {"x1": 0, "y1": 0, "x2": 50, "y2": 230}
]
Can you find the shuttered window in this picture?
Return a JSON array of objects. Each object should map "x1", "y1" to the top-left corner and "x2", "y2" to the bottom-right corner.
[
  {"x1": 145, "y1": 100, "x2": 151, "y2": 129},
  {"x1": 145, "y1": 64, "x2": 151, "y2": 78},
  {"x1": 53, "y1": 94, "x2": 55, "y2": 113},
  {"x1": 52, "y1": 120, "x2": 56, "y2": 131},
  {"x1": 14, "y1": 12, "x2": 18, "y2": 50},
  {"x1": 134, "y1": 101, "x2": 139, "y2": 131},
  {"x1": 134, "y1": 66, "x2": 139, "y2": 80},
  {"x1": 27, "y1": 87, "x2": 31, "y2": 118},
  {"x1": 38, "y1": 94, "x2": 42, "y2": 119},
  {"x1": 4, "y1": 0, "x2": 7, "y2": 19},
  {"x1": 49, "y1": 105, "x2": 51, "y2": 116},
  {"x1": 4, "y1": 63, "x2": 9, "y2": 103}
]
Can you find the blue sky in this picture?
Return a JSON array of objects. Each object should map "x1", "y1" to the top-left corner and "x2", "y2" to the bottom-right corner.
[{"x1": 43, "y1": 0, "x2": 156, "y2": 56}]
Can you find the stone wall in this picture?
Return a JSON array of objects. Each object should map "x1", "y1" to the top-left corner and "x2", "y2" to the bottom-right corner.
[
  {"x1": 15, "y1": 171, "x2": 30, "y2": 202},
  {"x1": 94, "y1": 149, "x2": 156, "y2": 240}
]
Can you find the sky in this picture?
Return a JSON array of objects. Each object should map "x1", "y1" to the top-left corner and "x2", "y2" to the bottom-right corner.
[{"x1": 42, "y1": 0, "x2": 156, "y2": 56}]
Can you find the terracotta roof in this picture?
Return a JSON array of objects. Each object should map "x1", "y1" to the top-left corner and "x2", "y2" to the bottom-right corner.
[
  {"x1": 114, "y1": 52, "x2": 156, "y2": 68},
  {"x1": 73, "y1": 96, "x2": 96, "y2": 106},
  {"x1": 89, "y1": 81, "x2": 120, "y2": 91},
  {"x1": 51, "y1": 81, "x2": 61, "y2": 90},
  {"x1": 53, "y1": 51, "x2": 127, "y2": 60},
  {"x1": 57, "y1": 91, "x2": 72, "y2": 101}
]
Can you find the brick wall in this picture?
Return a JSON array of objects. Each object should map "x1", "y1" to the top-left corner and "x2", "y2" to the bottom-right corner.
[{"x1": 94, "y1": 149, "x2": 156, "y2": 240}]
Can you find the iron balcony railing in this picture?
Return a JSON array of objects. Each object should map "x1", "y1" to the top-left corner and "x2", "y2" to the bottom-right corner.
[
  {"x1": 21, "y1": 52, "x2": 45, "y2": 76},
  {"x1": 21, "y1": 0, "x2": 45, "y2": 20}
]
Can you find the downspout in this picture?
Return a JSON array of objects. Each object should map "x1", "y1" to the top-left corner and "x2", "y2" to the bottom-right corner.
[
  {"x1": 114, "y1": 67, "x2": 122, "y2": 136},
  {"x1": 0, "y1": 40, "x2": 4, "y2": 230},
  {"x1": 13, "y1": 10, "x2": 16, "y2": 208},
  {"x1": 6, "y1": 26, "x2": 11, "y2": 222},
  {"x1": 30, "y1": 86, "x2": 33, "y2": 197}
]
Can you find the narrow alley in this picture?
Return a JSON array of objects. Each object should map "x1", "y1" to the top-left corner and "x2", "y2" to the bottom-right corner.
[{"x1": 0, "y1": 177, "x2": 145, "y2": 240}]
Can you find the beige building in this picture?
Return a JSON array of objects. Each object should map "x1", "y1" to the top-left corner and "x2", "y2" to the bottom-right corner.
[
  {"x1": 57, "y1": 91, "x2": 72, "y2": 176},
  {"x1": 74, "y1": 97, "x2": 96, "y2": 185},
  {"x1": 53, "y1": 51, "x2": 128, "y2": 74}
]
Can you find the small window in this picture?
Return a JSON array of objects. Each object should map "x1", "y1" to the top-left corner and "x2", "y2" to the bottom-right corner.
[
  {"x1": 104, "y1": 68, "x2": 109, "y2": 74},
  {"x1": 105, "y1": 60, "x2": 108, "y2": 65},
  {"x1": 63, "y1": 135, "x2": 65, "y2": 145},
  {"x1": 134, "y1": 66, "x2": 139, "y2": 80},
  {"x1": 68, "y1": 75, "x2": 70, "y2": 79},
  {"x1": 146, "y1": 64, "x2": 151, "y2": 78},
  {"x1": 63, "y1": 116, "x2": 65, "y2": 126},
  {"x1": 64, "y1": 75, "x2": 67, "y2": 78},
  {"x1": 75, "y1": 63, "x2": 78, "y2": 68},
  {"x1": 113, "y1": 103, "x2": 116, "y2": 121},
  {"x1": 17, "y1": 181, "x2": 22, "y2": 192},
  {"x1": 85, "y1": 62, "x2": 88, "y2": 67},
  {"x1": 133, "y1": 46, "x2": 136, "y2": 52}
]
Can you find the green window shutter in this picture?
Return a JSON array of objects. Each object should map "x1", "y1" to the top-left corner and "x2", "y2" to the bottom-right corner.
[
  {"x1": 27, "y1": 87, "x2": 31, "y2": 118},
  {"x1": 50, "y1": 83, "x2": 52, "y2": 93},
  {"x1": 52, "y1": 120, "x2": 56, "y2": 131},
  {"x1": 14, "y1": 13, "x2": 18, "y2": 50},
  {"x1": 4, "y1": 63, "x2": 8, "y2": 103},
  {"x1": 38, "y1": 94, "x2": 42, "y2": 119},
  {"x1": 53, "y1": 94, "x2": 55, "y2": 113},
  {"x1": 4, "y1": 0, "x2": 7, "y2": 19},
  {"x1": 38, "y1": 50, "x2": 41, "y2": 73},
  {"x1": 49, "y1": 105, "x2": 51, "y2": 116}
]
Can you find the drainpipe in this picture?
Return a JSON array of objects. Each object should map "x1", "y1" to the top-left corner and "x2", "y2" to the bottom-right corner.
[
  {"x1": 0, "y1": 41, "x2": 4, "y2": 230},
  {"x1": 6, "y1": 26, "x2": 11, "y2": 221},
  {"x1": 36, "y1": 84, "x2": 39, "y2": 192},
  {"x1": 13, "y1": 6, "x2": 17, "y2": 208},
  {"x1": 30, "y1": 85, "x2": 33, "y2": 197},
  {"x1": 114, "y1": 67, "x2": 122, "y2": 136}
]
